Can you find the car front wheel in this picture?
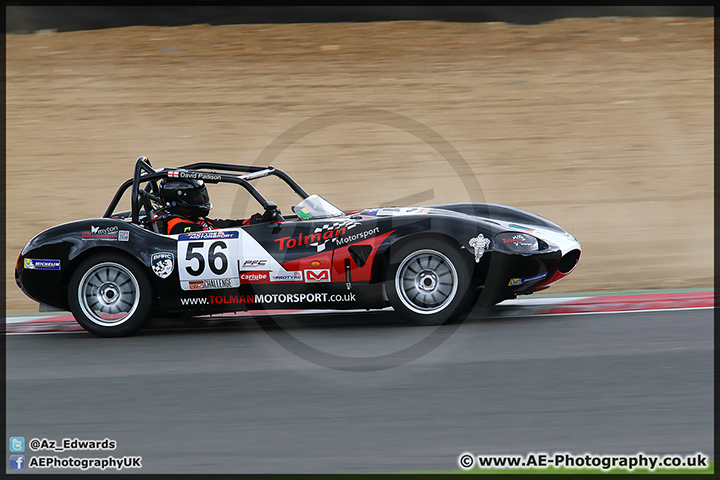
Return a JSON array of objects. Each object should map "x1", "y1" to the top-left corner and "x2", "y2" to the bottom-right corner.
[
  {"x1": 385, "y1": 238, "x2": 475, "y2": 326},
  {"x1": 68, "y1": 252, "x2": 152, "y2": 337}
]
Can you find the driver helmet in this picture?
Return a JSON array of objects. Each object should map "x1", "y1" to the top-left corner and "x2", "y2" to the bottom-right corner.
[{"x1": 159, "y1": 177, "x2": 212, "y2": 218}]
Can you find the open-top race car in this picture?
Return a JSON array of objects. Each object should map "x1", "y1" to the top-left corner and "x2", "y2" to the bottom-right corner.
[{"x1": 16, "y1": 157, "x2": 581, "y2": 337}]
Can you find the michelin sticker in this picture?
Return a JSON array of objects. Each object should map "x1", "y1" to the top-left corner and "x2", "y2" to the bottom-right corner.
[
  {"x1": 468, "y1": 233, "x2": 490, "y2": 263},
  {"x1": 151, "y1": 252, "x2": 175, "y2": 279},
  {"x1": 508, "y1": 272, "x2": 548, "y2": 286},
  {"x1": 24, "y1": 258, "x2": 61, "y2": 270}
]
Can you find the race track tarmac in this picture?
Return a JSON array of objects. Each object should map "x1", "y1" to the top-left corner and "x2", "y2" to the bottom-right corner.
[{"x1": 5, "y1": 307, "x2": 713, "y2": 474}]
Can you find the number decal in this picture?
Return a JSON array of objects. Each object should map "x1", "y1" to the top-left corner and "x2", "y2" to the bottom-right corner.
[
  {"x1": 208, "y1": 241, "x2": 228, "y2": 275},
  {"x1": 185, "y1": 242, "x2": 205, "y2": 276},
  {"x1": 177, "y1": 231, "x2": 239, "y2": 291}
]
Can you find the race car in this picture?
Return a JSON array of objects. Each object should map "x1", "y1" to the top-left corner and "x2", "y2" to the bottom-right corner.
[{"x1": 16, "y1": 156, "x2": 581, "y2": 337}]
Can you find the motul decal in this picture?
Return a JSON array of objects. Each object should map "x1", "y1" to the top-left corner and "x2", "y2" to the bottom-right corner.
[{"x1": 304, "y1": 269, "x2": 331, "y2": 283}]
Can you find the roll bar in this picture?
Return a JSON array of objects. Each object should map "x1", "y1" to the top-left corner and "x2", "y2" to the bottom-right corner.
[{"x1": 103, "y1": 156, "x2": 310, "y2": 222}]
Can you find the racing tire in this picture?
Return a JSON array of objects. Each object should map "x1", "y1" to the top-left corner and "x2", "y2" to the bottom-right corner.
[
  {"x1": 68, "y1": 252, "x2": 153, "y2": 337},
  {"x1": 385, "y1": 238, "x2": 475, "y2": 326}
]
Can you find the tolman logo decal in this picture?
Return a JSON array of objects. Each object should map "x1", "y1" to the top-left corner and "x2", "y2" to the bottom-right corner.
[
  {"x1": 151, "y1": 252, "x2": 175, "y2": 278},
  {"x1": 274, "y1": 220, "x2": 361, "y2": 252}
]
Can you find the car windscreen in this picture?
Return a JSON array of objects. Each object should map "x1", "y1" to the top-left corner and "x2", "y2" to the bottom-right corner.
[{"x1": 292, "y1": 194, "x2": 344, "y2": 220}]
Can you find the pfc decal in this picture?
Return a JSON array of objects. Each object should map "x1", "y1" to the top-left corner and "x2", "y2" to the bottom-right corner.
[
  {"x1": 270, "y1": 271, "x2": 304, "y2": 282},
  {"x1": 508, "y1": 272, "x2": 548, "y2": 286},
  {"x1": 239, "y1": 271, "x2": 270, "y2": 283},
  {"x1": 242, "y1": 259, "x2": 268, "y2": 268},
  {"x1": 24, "y1": 258, "x2": 61, "y2": 270},
  {"x1": 274, "y1": 219, "x2": 360, "y2": 252},
  {"x1": 468, "y1": 233, "x2": 490, "y2": 263},
  {"x1": 151, "y1": 252, "x2": 175, "y2": 279},
  {"x1": 304, "y1": 269, "x2": 331, "y2": 283}
]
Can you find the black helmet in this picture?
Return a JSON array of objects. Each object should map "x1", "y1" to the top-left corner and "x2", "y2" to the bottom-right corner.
[{"x1": 159, "y1": 177, "x2": 212, "y2": 218}]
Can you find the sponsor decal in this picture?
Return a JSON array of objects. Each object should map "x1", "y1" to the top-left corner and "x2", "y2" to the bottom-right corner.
[
  {"x1": 304, "y1": 269, "x2": 331, "y2": 283},
  {"x1": 364, "y1": 207, "x2": 430, "y2": 216},
  {"x1": 187, "y1": 278, "x2": 236, "y2": 290},
  {"x1": 82, "y1": 225, "x2": 120, "y2": 240},
  {"x1": 296, "y1": 207, "x2": 313, "y2": 220},
  {"x1": 502, "y1": 234, "x2": 526, "y2": 244},
  {"x1": 509, "y1": 223, "x2": 535, "y2": 232},
  {"x1": 255, "y1": 292, "x2": 356, "y2": 304},
  {"x1": 118, "y1": 230, "x2": 130, "y2": 241},
  {"x1": 179, "y1": 230, "x2": 239, "y2": 241},
  {"x1": 508, "y1": 272, "x2": 548, "y2": 286},
  {"x1": 241, "y1": 169, "x2": 272, "y2": 181},
  {"x1": 24, "y1": 258, "x2": 61, "y2": 270},
  {"x1": 496, "y1": 232, "x2": 538, "y2": 249},
  {"x1": 151, "y1": 252, "x2": 174, "y2": 279},
  {"x1": 270, "y1": 271, "x2": 304, "y2": 282},
  {"x1": 468, "y1": 233, "x2": 490, "y2": 263},
  {"x1": 169, "y1": 170, "x2": 221, "y2": 182},
  {"x1": 203, "y1": 278, "x2": 234, "y2": 289},
  {"x1": 180, "y1": 292, "x2": 357, "y2": 306},
  {"x1": 331, "y1": 226, "x2": 380, "y2": 246},
  {"x1": 274, "y1": 220, "x2": 360, "y2": 252},
  {"x1": 242, "y1": 259, "x2": 268, "y2": 268},
  {"x1": 239, "y1": 271, "x2": 270, "y2": 283}
]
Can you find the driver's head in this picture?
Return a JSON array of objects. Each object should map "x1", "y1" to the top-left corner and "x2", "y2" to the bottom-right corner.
[{"x1": 159, "y1": 177, "x2": 212, "y2": 218}]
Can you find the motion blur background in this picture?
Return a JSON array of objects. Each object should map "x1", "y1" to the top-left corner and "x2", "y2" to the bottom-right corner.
[
  {"x1": 4, "y1": 7, "x2": 714, "y2": 476},
  {"x1": 6, "y1": 6, "x2": 713, "y2": 310}
]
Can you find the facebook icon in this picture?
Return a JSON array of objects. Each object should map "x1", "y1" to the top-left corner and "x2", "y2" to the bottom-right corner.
[{"x1": 9, "y1": 455, "x2": 25, "y2": 470}]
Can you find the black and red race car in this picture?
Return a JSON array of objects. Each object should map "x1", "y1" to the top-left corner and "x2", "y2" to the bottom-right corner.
[{"x1": 16, "y1": 156, "x2": 581, "y2": 337}]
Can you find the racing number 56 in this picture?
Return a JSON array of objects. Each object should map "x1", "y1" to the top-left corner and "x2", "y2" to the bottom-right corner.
[{"x1": 185, "y1": 241, "x2": 229, "y2": 276}]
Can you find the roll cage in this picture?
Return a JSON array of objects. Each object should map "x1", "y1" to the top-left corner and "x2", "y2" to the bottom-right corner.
[{"x1": 103, "y1": 156, "x2": 310, "y2": 229}]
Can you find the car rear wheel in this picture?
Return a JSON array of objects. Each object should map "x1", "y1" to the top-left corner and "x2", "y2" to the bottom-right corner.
[
  {"x1": 386, "y1": 238, "x2": 475, "y2": 326},
  {"x1": 68, "y1": 252, "x2": 152, "y2": 337}
]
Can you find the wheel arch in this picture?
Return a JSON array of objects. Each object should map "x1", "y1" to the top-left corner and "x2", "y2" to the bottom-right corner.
[
  {"x1": 62, "y1": 246, "x2": 154, "y2": 305},
  {"x1": 372, "y1": 232, "x2": 475, "y2": 283}
]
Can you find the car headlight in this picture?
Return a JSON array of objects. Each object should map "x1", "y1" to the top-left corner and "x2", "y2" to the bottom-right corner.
[{"x1": 494, "y1": 232, "x2": 541, "y2": 253}]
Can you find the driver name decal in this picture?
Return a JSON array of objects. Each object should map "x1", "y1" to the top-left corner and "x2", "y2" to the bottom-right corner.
[{"x1": 169, "y1": 170, "x2": 222, "y2": 182}]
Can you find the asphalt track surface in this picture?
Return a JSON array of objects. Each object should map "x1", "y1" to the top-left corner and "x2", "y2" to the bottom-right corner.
[{"x1": 5, "y1": 306, "x2": 713, "y2": 474}]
